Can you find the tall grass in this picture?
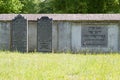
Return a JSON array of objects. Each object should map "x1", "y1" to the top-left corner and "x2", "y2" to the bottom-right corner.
[{"x1": 0, "y1": 51, "x2": 120, "y2": 80}]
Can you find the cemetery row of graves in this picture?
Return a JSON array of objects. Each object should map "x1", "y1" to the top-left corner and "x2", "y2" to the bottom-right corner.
[
  {"x1": 0, "y1": 14, "x2": 120, "y2": 53},
  {"x1": 10, "y1": 14, "x2": 52, "y2": 52}
]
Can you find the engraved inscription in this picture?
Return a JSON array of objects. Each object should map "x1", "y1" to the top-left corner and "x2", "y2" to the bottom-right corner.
[
  {"x1": 37, "y1": 16, "x2": 52, "y2": 52},
  {"x1": 81, "y1": 25, "x2": 108, "y2": 47},
  {"x1": 38, "y1": 42, "x2": 52, "y2": 51}
]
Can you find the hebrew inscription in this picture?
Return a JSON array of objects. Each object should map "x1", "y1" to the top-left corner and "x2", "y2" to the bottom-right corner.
[{"x1": 81, "y1": 25, "x2": 108, "y2": 47}]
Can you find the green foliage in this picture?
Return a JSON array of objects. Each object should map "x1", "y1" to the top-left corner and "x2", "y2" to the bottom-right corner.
[
  {"x1": 38, "y1": 0, "x2": 87, "y2": 13},
  {"x1": 39, "y1": 0, "x2": 53, "y2": 13},
  {"x1": 20, "y1": 0, "x2": 40, "y2": 13},
  {"x1": 87, "y1": 0, "x2": 105, "y2": 13},
  {"x1": 51, "y1": 0, "x2": 87, "y2": 13},
  {"x1": 105, "y1": 0, "x2": 119, "y2": 13},
  {"x1": 0, "y1": 0, "x2": 23, "y2": 13},
  {"x1": 1, "y1": 0, "x2": 120, "y2": 13},
  {"x1": 38, "y1": 0, "x2": 120, "y2": 13}
]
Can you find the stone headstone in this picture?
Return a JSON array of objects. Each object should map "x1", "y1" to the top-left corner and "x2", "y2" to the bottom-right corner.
[
  {"x1": 37, "y1": 16, "x2": 52, "y2": 52},
  {"x1": 11, "y1": 14, "x2": 28, "y2": 52},
  {"x1": 81, "y1": 25, "x2": 108, "y2": 47}
]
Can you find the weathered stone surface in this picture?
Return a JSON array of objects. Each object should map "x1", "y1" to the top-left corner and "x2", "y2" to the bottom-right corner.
[
  {"x1": 28, "y1": 22, "x2": 37, "y2": 52},
  {"x1": 52, "y1": 21, "x2": 58, "y2": 52},
  {"x1": 1, "y1": 14, "x2": 120, "y2": 21},
  {"x1": 0, "y1": 22, "x2": 10, "y2": 50},
  {"x1": 0, "y1": 14, "x2": 120, "y2": 53},
  {"x1": 11, "y1": 14, "x2": 28, "y2": 52},
  {"x1": 81, "y1": 25, "x2": 108, "y2": 47},
  {"x1": 58, "y1": 22, "x2": 71, "y2": 52},
  {"x1": 71, "y1": 23, "x2": 81, "y2": 52},
  {"x1": 37, "y1": 16, "x2": 52, "y2": 52},
  {"x1": 108, "y1": 24, "x2": 118, "y2": 51}
]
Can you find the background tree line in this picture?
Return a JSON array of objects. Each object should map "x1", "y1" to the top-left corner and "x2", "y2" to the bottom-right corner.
[{"x1": 0, "y1": 0, "x2": 120, "y2": 13}]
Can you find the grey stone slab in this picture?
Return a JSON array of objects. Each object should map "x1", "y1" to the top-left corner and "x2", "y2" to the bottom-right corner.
[
  {"x1": 71, "y1": 23, "x2": 81, "y2": 52},
  {"x1": 81, "y1": 24, "x2": 108, "y2": 47},
  {"x1": 117, "y1": 22, "x2": 120, "y2": 52},
  {"x1": 28, "y1": 22, "x2": 37, "y2": 52},
  {"x1": 37, "y1": 16, "x2": 52, "y2": 52},
  {"x1": 58, "y1": 22, "x2": 71, "y2": 52},
  {"x1": 107, "y1": 24, "x2": 118, "y2": 52},
  {"x1": 0, "y1": 22, "x2": 10, "y2": 50},
  {"x1": 52, "y1": 22, "x2": 58, "y2": 52},
  {"x1": 11, "y1": 14, "x2": 28, "y2": 52}
]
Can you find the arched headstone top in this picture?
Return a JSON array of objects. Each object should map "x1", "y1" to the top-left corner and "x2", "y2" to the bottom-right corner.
[
  {"x1": 37, "y1": 16, "x2": 53, "y2": 52},
  {"x1": 12, "y1": 14, "x2": 26, "y2": 21},
  {"x1": 37, "y1": 16, "x2": 52, "y2": 21},
  {"x1": 11, "y1": 14, "x2": 28, "y2": 52}
]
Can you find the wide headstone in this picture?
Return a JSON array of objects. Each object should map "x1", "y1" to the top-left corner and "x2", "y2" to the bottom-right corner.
[
  {"x1": 81, "y1": 25, "x2": 108, "y2": 47},
  {"x1": 11, "y1": 14, "x2": 28, "y2": 52},
  {"x1": 37, "y1": 16, "x2": 52, "y2": 52}
]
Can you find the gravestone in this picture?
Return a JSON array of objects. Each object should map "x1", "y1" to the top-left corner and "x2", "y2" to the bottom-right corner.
[
  {"x1": 37, "y1": 16, "x2": 52, "y2": 52},
  {"x1": 11, "y1": 14, "x2": 28, "y2": 52},
  {"x1": 81, "y1": 25, "x2": 108, "y2": 47}
]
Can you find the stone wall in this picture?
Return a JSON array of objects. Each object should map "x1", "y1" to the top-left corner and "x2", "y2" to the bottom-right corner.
[
  {"x1": 52, "y1": 21, "x2": 120, "y2": 52},
  {"x1": 0, "y1": 14, "x2": 120, "y2": 52}
]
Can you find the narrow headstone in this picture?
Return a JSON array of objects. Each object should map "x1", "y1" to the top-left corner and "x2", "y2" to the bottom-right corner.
[
  {"x1": 11, "y1": 14, "x2": 28, "y2": 52},
  {"x1": 37, "y1": 16, "x2": 52, "y2": 52}
]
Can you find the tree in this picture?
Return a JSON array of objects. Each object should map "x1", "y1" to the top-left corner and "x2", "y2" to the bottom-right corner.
[
  {"x1": 39, "y1": 0, "x2": 54, "y2": 13},
  {"x1": 38, "y1": 0, "x2": 120, "y2": 13},
  {"x1": 105, "y1": 0, "x2": 119, "y2": 13},
  {"x1": 20, "y1": 0, "x2": 40, "y2": 13},
  {"x1": 87, "y1": 0, "x2": 105, "y2": 13},
  {"x1": 38, "y1": 0, "x2": 87, "y2": 13},
  {"x1": 0, "y1": 0, "x2": 120, "y2": 13},
  {"x1": 0, "y1": 0, "x2": 23, "y2": 13}
]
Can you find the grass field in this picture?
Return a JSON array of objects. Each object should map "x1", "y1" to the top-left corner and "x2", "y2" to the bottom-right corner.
[{"x1": 0, "y1": 51, "x2": 120, "y2": 80}]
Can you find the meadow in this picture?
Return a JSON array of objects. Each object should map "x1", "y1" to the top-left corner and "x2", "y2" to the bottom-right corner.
[{"x1": 0, "y1": 51, "x2": 120, "y2": 80}]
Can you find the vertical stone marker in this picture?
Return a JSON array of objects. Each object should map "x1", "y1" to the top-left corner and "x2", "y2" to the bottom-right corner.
[
  {"x1": 37, "y1": 16, "x2": 52, "y2": 52},
  {"x1": 11, "y1": 14, "x2": 28, "y2": 52}
]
